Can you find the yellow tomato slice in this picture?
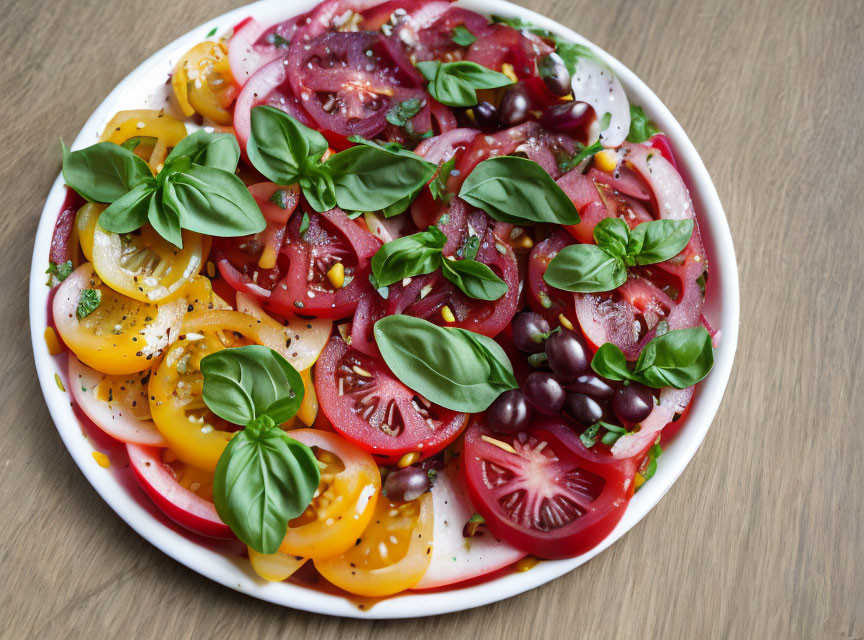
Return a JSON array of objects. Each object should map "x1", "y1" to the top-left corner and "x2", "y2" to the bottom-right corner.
[
  {"x1": 91, "y1": 223, "x2": 203, "y2": 303},
  {"x1": 149, "y1": 309, "x2": 266, "y2": 471},
  {"x1": 314, "y1": 493, "x2": 434, "y2": 597},
  {"x1": 181, "y1": 275, "x2": 232, "y2": 311},
  {"x1": 173, "y1": 41, "x2": 237, "y2": 125},
  {"x1": 236, "y1": 292, "x2": 332, "y2": 372},
  {"x1": 279, "y1": 429, "x2": 380, "y2": 560},
  {"x1": 100, "y1": 110, "x2": 188, "y2": 172},
  {"x1": 248, "y1": 548, "x2": 307, "y2": 582},
  {"x1": 76, "y1": 202, "x2": 103, "y2": 262},
  {"x1": 53, "y1": 263, "x2": 185, "y2": 375}
]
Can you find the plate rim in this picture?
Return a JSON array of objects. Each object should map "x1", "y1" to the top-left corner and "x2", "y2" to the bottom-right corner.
[{"x1": 28, "y1": 0, "x2": 740, "y2": 619}]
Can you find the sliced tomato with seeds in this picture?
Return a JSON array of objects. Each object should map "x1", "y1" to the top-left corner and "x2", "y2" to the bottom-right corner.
[
  {"x1": 527, "y1": 229, "x2": 575, "y2": 323},
  {"x1": 388, "y1": 200, "x2": 519, "y2": 336},
  {"x1": 212, "y1": 182, "x2": 299, "y2": 302},
  {"x1": 267, "y1": 206, "x2": 380, "y2": 318},
  {"x1": 313, "y1": 335, "x2": 468, "y2": 464},
  {"x1": 288, "y1": 31, "x2": 429, "y2": 139},
  {"x1": 463, "y1": 417, "x2": 635, "y2": 559}
]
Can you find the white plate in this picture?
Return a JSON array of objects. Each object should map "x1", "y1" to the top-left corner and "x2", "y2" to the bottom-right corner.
[{"x1": 29, "y1": 0, "x2": 739, "y2": 619}]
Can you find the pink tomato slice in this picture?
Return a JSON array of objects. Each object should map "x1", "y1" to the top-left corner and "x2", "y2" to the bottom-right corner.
[
  {"x1": 412, "y1": 457, "x2": 525, "y2": 590},
  {"x1": 69, "y1": 357, "x2": 167, "y2": 446},
  {"x1": 127, "y1": 444, "x2": 233, "y2": 538}
]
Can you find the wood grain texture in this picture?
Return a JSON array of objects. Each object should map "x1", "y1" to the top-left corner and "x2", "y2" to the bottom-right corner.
[{"x1": 1, "y1": 0, "x2": 862, "y2": 637}]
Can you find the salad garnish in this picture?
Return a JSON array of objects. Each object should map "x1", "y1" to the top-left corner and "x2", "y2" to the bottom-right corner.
[{"x1": 202, "y1": 345, "x2": 319, "y2": 553}]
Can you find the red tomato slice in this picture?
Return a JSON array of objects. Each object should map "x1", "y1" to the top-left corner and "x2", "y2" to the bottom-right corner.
[
  {"x1": 227, "y1": 17, "x2": 290, "y2": 88},
  {"x1": 405, "y1": 6, "x2": 494, "y2": 62},
  {"x1": 288, "y1": 31, "x2": 429, "y2": 139},
  {"x1": 527, "y1": 230, "x2": 575, "y2": 323},
  {"x1": 313, "y1": 335, "x2": 468, "y2": 464},
  {"x1": 463, "y1": 417, "x2": 635, "y2": 559},
  {"x1": 212, "y1": 182, "x2": 299, "y2": 302},
  {"x1": 412, "y1": 457, "x2": 525, "y2": 590},
  {"x1": 388, "y1": 201, "x2": 519, "y2": 336},
  {"x1": 127, "y1": 444, "x2": 233, "y2": 539},
  {"x1": 69, "y1": 357, "x2": 167, "y2": 446},
  {"x1": 267, "y1": 206, "x2": 380, "y2": 318},
  {"x1": 465, "y1": 23, "x2": 552, "y2": 76}
]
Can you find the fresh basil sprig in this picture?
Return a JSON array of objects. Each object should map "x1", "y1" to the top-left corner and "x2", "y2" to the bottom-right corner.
[
  {"x1": 370, "y1": 226, "x2": 508, "y2": 300},
  {"x1": 416, "y1": 60, "x2": 513, "y2": 107},
  {"x1": 544, "y1": 217, "x2": 694, "y2": 292},
  {"x1": 371, "y1": 226, "x2": 447, "y2": 287},
  {"x1": 591, "y1": 327, "x2": 714, "y2": 389},
  {"x1": 247, "y1": 106, "x2": 436, "y2": 217},
  {"x1": 458, "y1": 156, "x2": 580, "y2": 225},
  {"x1": 62, "y1": 130, "x2": 265, "y2": 248},
  {"x1": 201, "y1": 345, "x2": 319, "y2": 554},
  {"x1": 373, "y1": 315, "x2": 517, "y2": 412}
]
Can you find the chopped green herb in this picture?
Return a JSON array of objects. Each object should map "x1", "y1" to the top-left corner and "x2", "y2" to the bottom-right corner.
[
  {"x1": 580, "y1": 423, "x2": 600, "y2": 448},
  {"x1": 46, "y1": 260, "x2": 73, "y2": 283},
  {"x1": 451, "y1": 25, "x2": 477, "y2": 46},
  {"x1": 77, "y1": 289, "x2": 102, "y2": 319},
  {"x1": 269, "y1": 189, "x2": 289, "y2": 209},
  {"x1": 299, "y1": 212, "x2": 310, "y2": 237},
  {"x1": 206, "y1": 26, "x2": 218, "y2": 38},
  {"x1": 559, "y1": 141, "x2": 604, "y2": 172},
  {"x1": 429, "y1": 157, "x2": 455, "y2": 200},
  {"x1": 626, "y1": 105, "x2": 661, "y2": 143},
  {"x1": 385, "y1": 98, "x2": 426, "y2": 129}
]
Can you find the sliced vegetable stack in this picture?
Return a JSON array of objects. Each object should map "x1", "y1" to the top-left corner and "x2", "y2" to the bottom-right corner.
[{"x1": 46, "y1": 0, "x2": 718, "y2": 600}]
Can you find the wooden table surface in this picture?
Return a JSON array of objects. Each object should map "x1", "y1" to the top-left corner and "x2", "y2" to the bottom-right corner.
[{"x1": 2, "y1": 0, "x2": 862, "y2": 637}]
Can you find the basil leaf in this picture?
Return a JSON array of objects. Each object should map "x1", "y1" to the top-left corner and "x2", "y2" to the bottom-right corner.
[
  {"x1": 429, "y1": 157, "x2": 455, "y2": 200},
  {"x1": 590, "y1": 342, "x2": 633, "y2": 382},
  {"x1": 247, "y1": 106, "x2": 328, "y2": 184},
  {"x1": 593, "y1": 217, "x2": 630, "y2": 258},
  {"x1": 640, "y1": 444, "x2": 662, "y2": 483},
  {"x1": 167, "y1": 130, "x2": 241, "y2": 172},
  {"x1": 373, "y1": 315, "x2": 517, "y2": 413},
  {"x1": 165, "y1": 164, "x2": 266, "y2": 237},
  {"x1": 633, "y1": 327, "x2": 713, "y2": 389},
  {"x1": 543, "y1": 244, "x2": 627, "y2": 292},
  {"x1": 626, "y1": 105, "x2": 661, "y2": 143},
  {"x1": 385, "y1": 98, "x2": 426, "y2": 128},
  {"x1": 299, "y1": 212, "x2": 310, "y2": 237},
  {"x1": 98, "y1": 182, "x2": 156, "y2": 234},
  {"x1": 150, "y1": 187, "x2": 184, "y2": 248},
  {"x1": 451, "y1": 25, "x2": 476, "y2": 46},
  {"x1": 325, "y1": 142, "x2": 436, "y2": 213},
  {"x1": 627, "y1": 219, "x2": 694, "y2": 265},
  {"x1": 61, "y1": 141, "x2": 152, "y2": 203},
  {"x1": 441, "y1": 258, "x2": 508, "y2": 301},
  {"x1": 559, "y1": 140, "x2": 603, "y2": 172},
  {"x1": 120, "y1": 136, "x2": 156, "y2": 152},
  {"x1": 371, "y1": 226, "x2": 446, "y2": 287},
  {"x1": 200, "y1": 344, "x2": 305, "y2": 426},
  {"x1": 417, "y1": 60, "x2": 513, "y2": 107},
  {"x1": 299, "y1": 164, "x2": 337, "y2": 213},
  {"x1": 213, "y1": 414, "x2": 319, "y2": 554},
  {"x1": 76, "y1": 288, "x2": 101, "y2": 319},
  {"x1": 458, "y1": 156, "x2": 580, "y2": 225}
]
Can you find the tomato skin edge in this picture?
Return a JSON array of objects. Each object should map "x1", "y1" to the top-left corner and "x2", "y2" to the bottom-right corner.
[{"x1": 126, "y1": 444, "x2": 234, "y2": 539}]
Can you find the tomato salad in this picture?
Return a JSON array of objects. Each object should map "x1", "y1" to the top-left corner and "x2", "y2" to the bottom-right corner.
[{"x1": 46, "y1": 0, "x2": 717, "y2": 599}]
